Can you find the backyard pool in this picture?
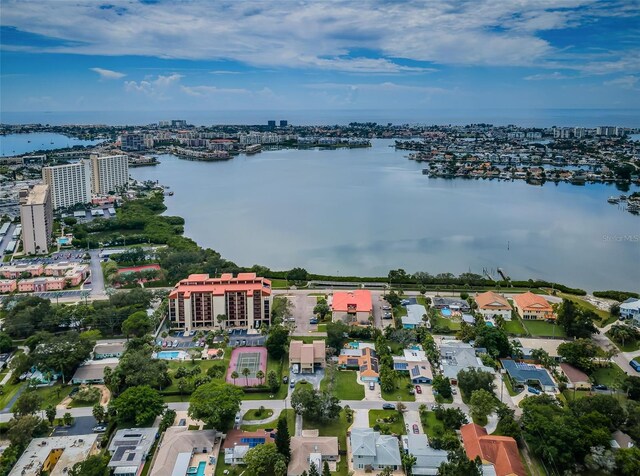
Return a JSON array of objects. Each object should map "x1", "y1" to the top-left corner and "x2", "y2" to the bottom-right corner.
[
  {"x1": 441, "y1": 308, "x2": 452, "y2": 317},
  {"x1": 486, "y1": 322, "x2": 495, "y2": 327},
  {"x1": 155, "y1": 350, "x2": 188, "y2": 360},
  {"x1": 187, "y1": 461, "x2": 206, "y2": 476}
]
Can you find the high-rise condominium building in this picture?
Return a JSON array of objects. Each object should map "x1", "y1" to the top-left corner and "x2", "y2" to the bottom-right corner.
[
  {"x1": 121, "y1": 133, "x2": 144, "y2": 151},
  {"x1": 19, "y1": 184, "x2": 53, "y2": 254},
  {"x1": 91, "y1": 154, "x2": 129, "y2": 194},
  {"x1": 42, "y1": 161, "x2": 92, "y2": 210},
  {"x1": 168, "y1": 273, "x2": 272, "y2": 332}
]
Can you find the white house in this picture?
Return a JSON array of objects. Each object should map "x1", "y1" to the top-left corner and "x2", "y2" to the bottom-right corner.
[{"x1": 620, "y1": 298, "x2": 640, "y2": 324}]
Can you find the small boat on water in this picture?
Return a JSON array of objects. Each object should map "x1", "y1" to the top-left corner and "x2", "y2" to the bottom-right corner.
[
  {"x1": 619, "y1": 194, "x2": 628, "y2": 200},
  {"x1": 607, "y1": 196, "x2": 620, "y2": 204}
]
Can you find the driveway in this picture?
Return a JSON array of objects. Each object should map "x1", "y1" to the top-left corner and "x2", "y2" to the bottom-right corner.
[
  {"x1": 357, "y1": 373, "x2": 378, "y2": 401},
  {"x1": 414, "y1": 386, "x2": 435, "y2": 404},
  {"x1": 351, "y1": 408, "x2": 369, "y2": 429},
  {"x1": 404, "y1": 410, "x2": 422, "y2": 435},
  {"x1": 291, "y1": 368, "x2": 325, "y2": 390},
  {"x1": 52, "y1": 415, "x2": 98, "y2": 437},
  {"x1": 88, "y1": 250, "x2": 106, "y2": 298},
  {"x1": 285, "y1": 293, "x2": 320, "y2": 333}
]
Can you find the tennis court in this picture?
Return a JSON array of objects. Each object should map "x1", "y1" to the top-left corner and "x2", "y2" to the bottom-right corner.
[{"x1": 226, "y1": 346, "x2": 268, "y2": 387}]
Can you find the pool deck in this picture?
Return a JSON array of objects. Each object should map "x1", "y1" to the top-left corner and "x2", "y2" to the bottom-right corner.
[{"x1": 191, "y1": 449, "x2": 217, "y2": 476}]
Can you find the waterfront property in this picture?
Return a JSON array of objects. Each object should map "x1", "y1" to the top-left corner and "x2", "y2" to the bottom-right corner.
[
  {"x1": 500, "y1": 359, "x2": 557, "y2": 393},
  {"x1": 402, "y1": 304, "x2": 428, "y2": 329},
  {"x1": 460, "y1": 423, "x2": 525, "y2": 476},
  {"x1": 149, "y1": 427, "x2": 219, "y2": 476},
  {"x1": 440, "y1": 341, "x2": 494, "y2": 384},
  {"x1": 331, "y1": 290, "x2": 372, "y2": 325},
  {"x1": 431, "y1": 297, "x2": 470, "y2": 313},
  {"x1": 90, "y1": 153, "x2": 129, "y2": 194},
  {"x1": 289, "y1": 340, "x2": 326, "y2": 373},
  {"x1": 42, "y1": 160, "x2": 93, "y2": 210},
  {"x1": 289, "y1": 431, "x2": 339, "y2": 476},
  {"x1": 108, "y1": 428, "x2": 158, "y2": 476},
  {"x1": 9, "y1": 434, "x2": 100, "y2": 476},
  {"x1": 350, "y1": 427, "x2": 401, "y2": 472},
  {"x1": 392, "y1": 349, "x2": 434, "y2": 384},
  {"x1": 474, "y1": 291, "x2": 512, "y2": 320},
  {"x1": 512, "y1": 292, "x2": 555, "y2": 320},
  {"x1": 223, "y1": 429, "x2": 275, "y2": 465},
  {"x1": 168, "y1": 273, "x2": 272, "y2": 332},
  {"x1": 338, "y1": 345, "x2": 379, "y2": 382},
  {"x1": 620, "y1": 297, "x2": 640, "y2": 324},
  {"x1": 513, "y1": 338, "x2": 568, "y2": 362},
  {"x1": 226, "y1": 347, "x2": 267, "y2": 387}
]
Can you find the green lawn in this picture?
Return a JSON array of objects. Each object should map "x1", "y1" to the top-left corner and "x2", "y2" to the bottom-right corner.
[
  {"x1": 420, "y1": 411, "x2": 444, "y2": 439},
  {"x1": 503, "y1": 318, "x2": 527, "y2": 335},
  {"x1": 605, "y1": 332, "x2": 640, "y2": 352},
  {"x1": 302, "y1": 408, "x2": 350, "y2": 456},
  {"x1": 241, "y1": 408, "x2": 295, "y2": 434},
  {"x1": 243, "y1": 408, "x2": 274, "y2": 421},
  {"x1": 31, "y1": 384, "x2": 74, "y2": 409},
  {"x1": 556, "y1": 292, "x2": 612, "y2": 325},
  {"x1": 503, "y1": 376, "x2": 519, "y2": 397},
  {"x1": 435, "y1": 394, "x2": 453, "y2": 404},
  {"x1": 520, "y1": 319, "x2": 566, "y2": 337},
  {"x1": 317, "y1": 324, "x2": 327, "y2": 332},
  {"x1": 321, "y1": 370, "x2": 364, "y2": 400},
  {"x1": 369, "y1": 410, "x2": 405, "y2": 435},
  {"x1": 0, "y1": 380, "x2": 25, "y2": 410},
  {"x1": 163, "y1": 348, "x2": 232, "y2": 394},
  {"x1": 270, "y1": 279, "x2": 289, "y2": 289},
  {"x1": 591, "y1": 363, "x2": 627, "y2": 388},
  {"x1": 434, "y1": 316, "x2": 461, "y2": 331},
  {"x1": 381, "y1": 374, "x2": 416, "y2": 402}
]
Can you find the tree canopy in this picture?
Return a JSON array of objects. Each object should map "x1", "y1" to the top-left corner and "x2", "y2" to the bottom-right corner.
[
  {"x1": 188, "y1": 381, "x2": 243, "y2": 430},
  {"x1": 110, "y1": 385, "x2": 165, "y2": 426},
  {"x1": 291, "y1": 386, "x2": 341, "y2": 423}
]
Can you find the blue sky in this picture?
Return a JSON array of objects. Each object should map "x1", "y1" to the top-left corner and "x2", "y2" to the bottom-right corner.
[{"x1": 1, "y1": 0, "x2": 639, "y2": 113}]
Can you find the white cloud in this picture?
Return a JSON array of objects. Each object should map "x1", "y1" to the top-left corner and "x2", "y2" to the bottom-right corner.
[
  {"x1": 524, "y1": 72, "x2": 571, "y2": 80},
  {"x1": 124, "y1": 73, "x2": 183, "y2": 97},
  {"x1": 1, "y1": 0, "x2": 637, "y2": 74},
  {"x1": 604, "y1": 75, "x2": 638, "y2": 89},
  {"x1": 180, "y1": 85, "x2": 249, "y2": 96},
  {"x1": 90, "y1": 67, "x2": 126, "y2": 79},
  {"x1": 305, "y1": 82, "x2": 448, "y2": 94}
]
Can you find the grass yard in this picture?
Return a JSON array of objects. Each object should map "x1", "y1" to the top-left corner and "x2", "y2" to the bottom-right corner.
[
  {"x1": 520, "y1": 319, "x2": 566, "y2": 337},
  {"x1": 369, "y1": 410, "x2": 405, "y2": 435},
  {"x1": 0, "y1": 381, "x2": 25, "y2": 411},
  {"x1": 591, "y1": 363, "x2": 626, "y2": 388},
  {"x1": 321, "y1": 370, "x2": 364, "y2": 400},
  {"x1": 605, "y1": 331, "x2": 640, "y2": 352},
  {"x1": 243, "y1": 408, "x2": 274, "y2": 421},
  {"x1": 503, "y1": 377, "x2": 519, "y2": 397},
  {"x1": 381, "y1": 374, "x2": 416, "y2": 402},
  {"x1": 241, "y1": 408, "x2": 294, "y2": 434},
  {"x1": 503, "y1": 318, "x2": 527, "y2": 336},
  {"x1": 29, "y1": 384, "x2": 74, "y2": 409},
  {"x1": 556, "y1": 292, "x2": 612, "y2": 325},
  {"x1": 302, "y1": 408, "x2": 350, "y2": 455},
  {"x1": 393, "y1": 306, "x2": 407, "y2": 318},
  {"x1": 420, "y1": 411, "x2": 444, "y2": 440},
  {"x1": 435, "y1": 394, "x2": 454, "y2": 404},
  {"x1": 434, "y1": 316, "x2": 461, "y2": 331},
  {"x1": 270, "y1": 279, "x2": 289, "y2": 289}
]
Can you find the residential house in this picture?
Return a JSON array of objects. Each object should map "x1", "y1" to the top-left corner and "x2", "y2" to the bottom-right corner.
[
  {"x1": 620, "y1": 298, "x2": 640, "y2": 324},
  {"x1": 350, "y1": 428, "x2": 401, "y2": 472},
  {"x1": 393, "y1": 349, "x2": 433, "y2": 384},
  {"x1": 0, "y1": 280, "x2": 16, "y2": 293},
  {"x1": 512, "y1": 292, "x2": 555, "y2": 320},
  {"x1": 9, "y1": 434, "x2": 100, "y2": 476},
  {"x1": 501, "y1": 359, "x2": 557, "y2": 393},
  {"x1": 331, "y1": 290, "x2": 372, "y2": 325},
  {"x1": 402, "y1": 434, "x2": 448, "y2": 476},
  {"x1": 512, "y1": 338, "x2": 567, "y2": 363},
  {"x1": 338, "y1": 345, "x2": 379, "y2": 381},
  {"x1": 93, "y1": 342, "x2": 125, "y2": 360},
  {"x1": 431, "y1": 297, "x2": 470, "y2": 312},
  {"x1": 475, "y1": 291, "x2": 512, "y2": 320},
  {"x1": 439, "y1": 341, "x2": 493, "y2": 384},
  {"x1": 559, "y1": 363, "x2": 591, "y2": 390},
  {"x1": 460, "y1": 423, "x2": 526, "y2": 476},
  {"x1": 223, "y1": 429, "x2": 275, "y2": 465},
  {"x1": 149, "y1": 427, "x2": 218, "y2": 476},
  {"x1": 289, "y1": 340, "x2": 326, "y2": 373},
  {"x1": 402, "y1": 304, "x2": 428, "y2": 329},
  {"x1": 289, "y1": 431, "x2": 339, "y2": 476},
  {"x1": 611, "y1": 430, "x2": 635, "y2": 449},
  {"x1": 71, "y1": 359, "x2": 118, "y2": 385},
  {"x1": 108, "y1": 428, "x2": 158, "y2": 476}
]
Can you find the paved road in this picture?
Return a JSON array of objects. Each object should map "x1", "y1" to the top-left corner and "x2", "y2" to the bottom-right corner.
[{"x1": 88, "y1": 250, "x2": 106, "y2": 298}]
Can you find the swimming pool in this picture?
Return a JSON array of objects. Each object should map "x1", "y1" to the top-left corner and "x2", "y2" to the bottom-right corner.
[
  {"x1": 441, "y1": 308, "x2": 452, "y2": 317},
  {"x1": 486, "y1": 322, "x2": 495, "y2": 327},
  {"x1": 186, "y1": 461, "x2": 206, "y2": 476},
  {"x1": 57, "y1": 237, "x2": 70, "y2": 245},
  {"x1": 155, "y1": 350, "x2": 186, "y2": 360}
]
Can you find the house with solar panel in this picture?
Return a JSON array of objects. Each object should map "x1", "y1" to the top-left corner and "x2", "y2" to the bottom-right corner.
[
  {"x1": 392, "y1": 349, "x2": 433, "y2": 384},
  {"x1": 500, "y1": 359, "x2": 557, "y2": 393},
  {"x1": 108, "y1": 428, "x2": 158, "y2": 476},
  {"x1": 337, "y1": 344, "x2": 379, "y2": 382},
  {"x1": 223, "y1": 429, "x2": 275, "y2": 465}
]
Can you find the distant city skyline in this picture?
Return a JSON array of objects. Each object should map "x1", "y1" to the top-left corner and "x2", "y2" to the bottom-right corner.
[{"x1": 1, "y1": 0, "x2": 639, "y2": 114}]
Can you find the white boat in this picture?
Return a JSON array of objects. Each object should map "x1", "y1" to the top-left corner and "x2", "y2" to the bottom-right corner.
[{"x1": 607, "y1": 196, "x2": 620, "y2": 204}]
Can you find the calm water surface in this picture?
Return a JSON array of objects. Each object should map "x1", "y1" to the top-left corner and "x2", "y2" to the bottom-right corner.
[
  {"x1": 0, "y1": 133, "x2": 102, "y2": 156},
  {"x1": 130, "y1": 140, "x2": 640, "y2": 292}
]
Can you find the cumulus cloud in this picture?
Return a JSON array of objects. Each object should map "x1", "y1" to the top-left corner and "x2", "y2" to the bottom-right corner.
[
  {"x1": 2, "y1": 0, "x2": 636, "y2": 73},
  {"x1": 180, "y1": 85, "x2": 249, "y2": 96},
  {"x1": 124, "y1": 73, "x2": 183, "y2": 97},
  {"x1": 90, "y1": 67, "x2": 126, "y2": 79},
  {"x1": 524, "y1": 72, "x2": 571, "y2": 80},
  {"x1": 604, "y1": 75, "x2": 639, "y2": 89}
]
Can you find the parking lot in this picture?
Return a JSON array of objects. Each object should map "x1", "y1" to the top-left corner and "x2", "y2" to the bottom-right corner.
[
  {"x1": 278, "y1": 293, "x2": 323, "y2": 333},
  {"x1": 2, "y1": 250, "x2": 88, "y2": 266},
  {"x1": 52, "y1": 415, "x2": 98, "y2": 437},
  {"x1": 227, "y1": 329, "x2": 266, "y2": 347}
]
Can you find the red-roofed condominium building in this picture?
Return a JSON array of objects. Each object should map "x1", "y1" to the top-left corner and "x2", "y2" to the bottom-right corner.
[
  {"x1": 331, "y1": 290, "x2": 373, "y2": 326},
  {"x1": 168, "y1": 273, "x2": 272, "y2": 332},
  {"x1": 460, "y1": 423, "x2": 526, "y2": 476}
]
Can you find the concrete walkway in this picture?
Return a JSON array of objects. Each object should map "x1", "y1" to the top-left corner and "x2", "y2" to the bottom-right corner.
[{"x1": 241, "y1": 409, "x2": 280, "y2": 427}]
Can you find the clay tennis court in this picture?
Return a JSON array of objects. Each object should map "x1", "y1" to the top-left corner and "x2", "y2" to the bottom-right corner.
[{"x1": 226, "y1": 346, "x2": 268, "y2": 387}]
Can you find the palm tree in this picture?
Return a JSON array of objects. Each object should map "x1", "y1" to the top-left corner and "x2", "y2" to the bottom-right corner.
[
  {"x1": 231, "y1": 371, "x2": 238, "y2": 385},
  {"x1": 256, "y1": 370, "x2": 265, "y2": 385},
  {"x1": 242, "y1": 367, "x2": 251, "y2": 386}
]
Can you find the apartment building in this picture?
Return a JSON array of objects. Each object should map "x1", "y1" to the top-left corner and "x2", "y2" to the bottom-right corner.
[
  {"x1": 91, "y1": 154, "x2": 129, "y2": 194},
  {"x1": 42, "y1": 161, "x2": 92, "y2": 209},
  {"x1": 19, "y1": 184, "x2": 53, "y2": 254},
  {"x1": 168, "y1": 273, "x2": 272, "y2": 331}
]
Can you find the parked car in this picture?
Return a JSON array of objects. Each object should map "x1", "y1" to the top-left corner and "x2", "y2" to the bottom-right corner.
[
  {"x1": 283, "y1": 376, "x2": 289, "y2": 384},
  {"x1": 241, "y1": 339, "x2": 247, "y2": 346},
  {"x1": 309, "y1": 319, "x2": 318, "y2": 324},
  {"x1": 162, "y1": 341, "x2": 167, "y2": 348},
  {"x1": 369, "y1": 381, "x2": 375, "y2": 390},
  {"x1": 415, "y1": 385, "x2": 422, "y2": 394},
  {"x1": 452, "y1": 388, "x2": 457, "y2": 395},
  {"x1": 412, "y1": 424, "x2": 419, "y2": 434},
  {"x1": 401, "y1": 299, "x2": 411, "y2": 305},
  {"x1": 593, "y1": 384, "x2": 608, "y2": 390},
  {"x1": 289, "y1": 380, "x2": 296, "y2": 388},
  {"x1": 92, "y1": 425, "x2": 107, "y2": 433},
  {"x1": 382, "y1": 403, "x2": 395, "y2": 410},
  {"x1": 527, "y1": 386, "x2": 541, "y2": 395},
  {"x1": 630, "y1": 360, "x2": 640, "y2": 372},
  {"x1": 382, "y1": 305, "x2": 391, "y2": 311}
]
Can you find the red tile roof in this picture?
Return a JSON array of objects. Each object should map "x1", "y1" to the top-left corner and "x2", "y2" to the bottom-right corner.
[
  {"x1": 331, "y1": 290, "x2": 372, "y2": 313},
  {"x1": 512, "y1": 292, "x2": 552, "y2": 312},
  {"x1": 168, "y1": 273, "x2": 271, "y2": 299},
  {"x1": 460, "y1": 423, "x2": 525, "y2": 476},
  {"x1": 475, "y1": 291, "x2": 512, "y2": 311}
]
